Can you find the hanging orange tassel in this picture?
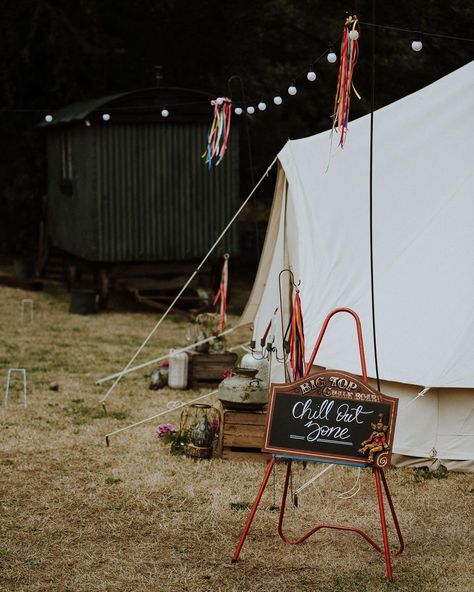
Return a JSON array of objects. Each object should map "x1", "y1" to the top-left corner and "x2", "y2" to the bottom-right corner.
[
  {"x1": 331, "y1": 15, "x2": 361, "y2": 148},
  {"x1": 288, "y1": 290, "x2": 305, "y2": 381},
  {"x1": 213, "y1": 254, "x2": 229, "y2": 333}
]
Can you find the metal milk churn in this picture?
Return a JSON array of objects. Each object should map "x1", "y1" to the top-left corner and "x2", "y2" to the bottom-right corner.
[
  {"x1": 168, "y1": 350, "x2": 189, "y2": 389},
  {"x1": 218, "y1": 367, "x2": 268, "y2": 409}
]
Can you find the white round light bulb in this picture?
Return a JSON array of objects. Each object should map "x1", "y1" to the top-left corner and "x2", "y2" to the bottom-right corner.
[
  {"x1": 258, "y1": 101, "x2": 267, "y2": 111},
  {"x1": 348, "y1": 30, "x2": 359, "y2": 41},
  {"x1": 411, "y1": 40, "x2": 423, "y2": 52},
  {"x1": 161, "y1": 109, "x2": 169, "y2": 118},
  {"x1": 307, "y1": 70, "x2": 317, "y2": 82},
  {"x1": 102, "y1": 113, "x2": 110, "y2": 121},
  {"x1": 327, "y1": 52, "x2": 337, "y2": 63},
  {"x1": 246, "y1": 106, "x2": 255, "y2": 114},
  {"x1": 44, "y1": 114, "x2": 53, "y2": 123},
  {"x1": 288, "y1": 85, "x2": 297, "y2": 96},
  {"x1": 234, "y1": 107, "x2": 243, "y2": 115},
  {"x1": 273, "y1": 96, "x2": 283, "y2": 106}
]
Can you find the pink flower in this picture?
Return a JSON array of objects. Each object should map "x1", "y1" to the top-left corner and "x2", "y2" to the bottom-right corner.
[
  {"x1": 223, "y1": 368, "x2": 233, "y2": 379},
  {"x1": 211, "y1": 418, "x2": 220, "y2": 432},
  {"x1": 155, "y1": 422, "x2": 176, "y2": 440}
]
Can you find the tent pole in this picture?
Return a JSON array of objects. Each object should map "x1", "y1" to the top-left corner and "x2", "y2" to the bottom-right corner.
[{"x1": 369, "y1": 0, "x2": 381, "y2": 391}]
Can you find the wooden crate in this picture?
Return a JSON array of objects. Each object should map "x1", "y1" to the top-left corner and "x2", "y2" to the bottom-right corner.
[
  {"x1": 187, "y1": 351, "x2": 238, "y2": 388},
  {"x1": 215, "y1": 402, "x2": 270, "y2": 462}
]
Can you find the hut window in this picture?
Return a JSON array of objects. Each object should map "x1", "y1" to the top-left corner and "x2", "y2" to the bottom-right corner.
[{"x1": 60, "y1": 131, "x2": 73, "y2": 182}]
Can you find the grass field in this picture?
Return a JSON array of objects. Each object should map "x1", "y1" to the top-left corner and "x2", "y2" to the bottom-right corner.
[{"x1": 1, "y1": 282, "x2": 473, "y2": 591}]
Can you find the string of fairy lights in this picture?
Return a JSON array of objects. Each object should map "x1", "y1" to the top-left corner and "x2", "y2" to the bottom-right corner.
[
  {"x1": 0, "y1": 20, "x2": 472, "y2": 126},
  {"x1": 40, "y1": 44, "x2": 341, "y2": 124}
]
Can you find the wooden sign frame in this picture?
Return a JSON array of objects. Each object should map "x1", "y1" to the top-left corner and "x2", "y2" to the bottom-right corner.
[{"x1": 262, "y1": 369, "x2": 398, "y2": 468}]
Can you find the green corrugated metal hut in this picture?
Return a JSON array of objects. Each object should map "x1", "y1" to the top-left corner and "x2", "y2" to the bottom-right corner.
[{"x1": 43, "y1": 87, "x2": 239, "y2": 263}]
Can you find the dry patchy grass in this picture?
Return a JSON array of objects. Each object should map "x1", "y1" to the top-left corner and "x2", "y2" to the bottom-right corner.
[{"x1": 0, "y1": 283, "x2": 473, "y2": 591}]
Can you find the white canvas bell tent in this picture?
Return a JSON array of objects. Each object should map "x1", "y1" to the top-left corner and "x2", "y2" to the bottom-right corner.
[{"x1": 240, "y1": 61, "x2": 474, "y2": 471}]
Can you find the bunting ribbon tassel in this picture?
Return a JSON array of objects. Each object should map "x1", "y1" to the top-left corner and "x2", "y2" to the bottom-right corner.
[
  {"x1": 331, "y1": 15, "x2": 361, "y2": 148},
  {"x1": 288, "y1": 290, "x2": 305, "y2": 381},
  {"x1": 212, "y1": 255, "x2": 229, "y2": 333},
  {"x1": 202, "y1": 97, "x2": 233, "y2": 170}
]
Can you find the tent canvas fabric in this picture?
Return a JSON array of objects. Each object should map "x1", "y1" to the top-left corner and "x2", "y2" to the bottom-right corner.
[{"x1": 240, "y1": 61, "x2": 474, "y2": 470}]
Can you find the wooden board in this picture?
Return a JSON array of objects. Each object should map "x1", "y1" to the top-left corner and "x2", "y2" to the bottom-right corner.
[
  {"x1": 188, "y1": 352, "x2": 238, "y2": 388},
  {"x1": 223, "y1": 423, "x2": 266, "y2": 448},
  {"x1": 215, "y1": 402, "x2": 269, "y2": 462},
  {"x1": 224, "y1": 409, "x2": 267, "y2": 426},
  {"x1": 0, "y1": 276, "x2": 43, "y2": 291}
]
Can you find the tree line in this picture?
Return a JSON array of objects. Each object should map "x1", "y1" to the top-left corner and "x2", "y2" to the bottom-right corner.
[{"x1": 0, "y1": 0, "x2": 472, "y2": 258}]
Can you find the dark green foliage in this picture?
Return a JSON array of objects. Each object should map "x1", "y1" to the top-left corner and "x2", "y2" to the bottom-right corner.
[
  {"x1": 24, "y1": 558, "x2": 41, "y2": 566},
  {"x1": 63, "y1": 400, "x2": 127, "y2": 424},
  {"x1": 414, "y1": 464, "x2": 449, "y2": 482},
  {"x1": 230, "y1": 501, "x2": 252, "y2": 511},
  {"x1": 105, "y1": 477, "x2": 122, "y2": 485}
]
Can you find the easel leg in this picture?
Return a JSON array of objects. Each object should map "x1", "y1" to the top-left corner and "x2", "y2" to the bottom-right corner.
[
  {"x1": 277, "y1": 459, "x2": 292, "y2": 541},
  {"x1": 380, "y1": 469, "x2": 405, "y2": 555},
  {"x1": 232, "y1": 456, "x2": 276, "y2": 563},
  {"x1": 374, "y1": 468, "x2": 393, "y2": 581}
]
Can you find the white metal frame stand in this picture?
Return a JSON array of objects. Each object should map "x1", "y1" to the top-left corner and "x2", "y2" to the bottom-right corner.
[
  {"x1": 4, "y1": 369, "x2": 28, "y2": 407},
  {"x1": 20, "y1": 299, "x2": 34, "y2": 322}
]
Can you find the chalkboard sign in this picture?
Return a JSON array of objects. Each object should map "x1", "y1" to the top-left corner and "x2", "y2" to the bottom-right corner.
[{"x1": 262, "y1": 370, "x2": 398, "y2": 468}]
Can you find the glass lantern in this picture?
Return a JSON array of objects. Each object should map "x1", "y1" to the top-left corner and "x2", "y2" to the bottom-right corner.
[{"x1": 180, "y1": 403, "x2": 220, "y2": 459}]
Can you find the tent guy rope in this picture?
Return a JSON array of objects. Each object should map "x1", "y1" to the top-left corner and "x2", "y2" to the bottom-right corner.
[
  {"x1": 293, "y1": 463, "x2": 334, "y2": 506},
  {"x1": 402, "y1": 387, "x2": 431, "y2": 409},
  {"x1": 99, "y1": 156, "x2": 278, "y2": 405},
  {"x1": 104, "y1": 389, "x2": 218, "y2": 446},
  {"x1": 103, "y1": 342, "x2": 265, "y2": 445},
  {"x1": 96, "y1": 326, "x2": 239, "y2": 385},
  {"x1": 336, "y1": 467, "x2": 361, "y2": 499}
]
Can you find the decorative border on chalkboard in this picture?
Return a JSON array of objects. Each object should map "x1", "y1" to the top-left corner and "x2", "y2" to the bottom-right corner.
[{"x1": 262, "y1": 370, "x2": 398, "y2": 468}]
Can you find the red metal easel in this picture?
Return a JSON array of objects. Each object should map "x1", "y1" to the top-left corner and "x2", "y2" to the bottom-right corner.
[{"x1": 232, "y1": 308, "x2": 404, "y2": 581}]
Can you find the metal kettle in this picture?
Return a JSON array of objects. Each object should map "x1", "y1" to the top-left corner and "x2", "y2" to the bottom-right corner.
[{"x1": 218, "y1": 367, "x2": 268, "y2": 409}]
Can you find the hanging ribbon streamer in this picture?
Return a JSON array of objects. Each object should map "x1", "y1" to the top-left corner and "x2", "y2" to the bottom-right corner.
[
  {"x1": 202, "y1": 97, "x2": 233, "y2": 170},
  {"x1": 213, "y1": 254, "x2": 229, "y2": 333},
  {"x1": 331, "y1": 15, "x2": 361, "y2": 148},
  {"x1": 259, "y1": 307, "x2": 278, "y2": 347},
  {"x1": 288, "y1": 290, "x2": 305, "y2": 381}
]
